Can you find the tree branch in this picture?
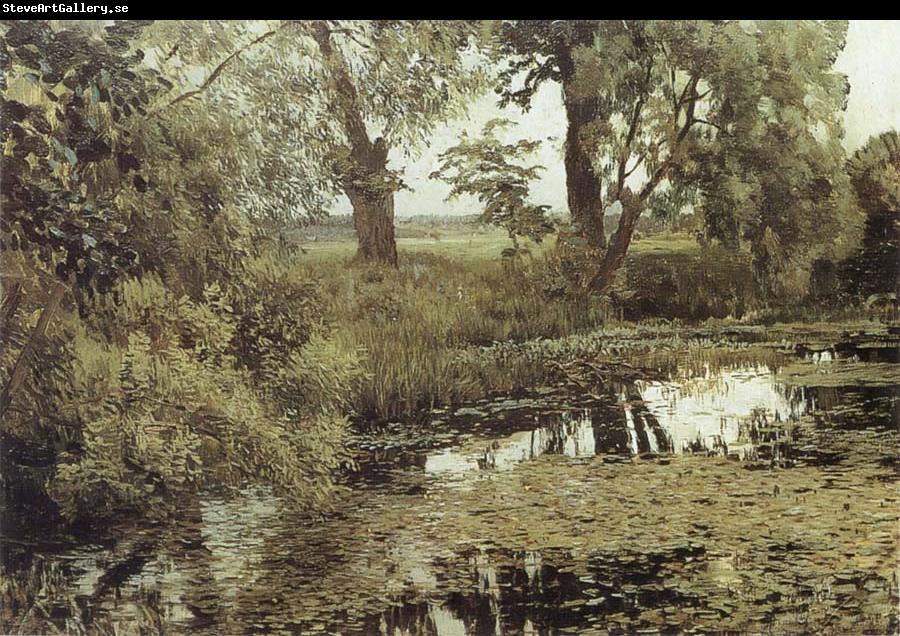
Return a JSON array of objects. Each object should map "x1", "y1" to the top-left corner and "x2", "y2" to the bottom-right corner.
[
  {"x1": 692, "y1": 117, "x2": 721, "y2": 130},
  {"x1": 615, "y1": 58, "x2": 654, "y2": 198},
  {"x1": 328, "y1": 26, "x2": 373, "y2": 51},
  {"x1": 676, "y1": 73, "x2": 697, "y2": 110},
  {"x1": 639, "y1": 73, "x2": 701, "y2": 201},
  {"x1": 682, "y1": 87, "x2": 713, "y2": 104},
  {"x1": 623, "y1": 154, "x2": 644, "y2": 179},
  {"x1": 161, "y1": 22, "x2": 292, "y2": 111}
]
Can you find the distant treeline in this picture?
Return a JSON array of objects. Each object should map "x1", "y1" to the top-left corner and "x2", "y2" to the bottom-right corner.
[
  {"x1": 290, "y1": 210, "x2": 698, "y2": 242},
  {"x1": 308, "y1": 213, "x2": 486, "y2": 228},
  {"x1": 291, "y1": 214, "x2": 498, "y2": 241}
]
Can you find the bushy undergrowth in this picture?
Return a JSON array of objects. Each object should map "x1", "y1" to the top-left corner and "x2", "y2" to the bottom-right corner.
[
  {"x1": 613, "y1": 246, "x2": 760, "y2": 321},
  {"x1": 1, "y1": 250, "x2": 365, "y2": 526}
]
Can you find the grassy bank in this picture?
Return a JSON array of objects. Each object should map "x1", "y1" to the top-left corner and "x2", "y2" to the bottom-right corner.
[
  {"x1": 298, "y1": 248, "x2": 611, "y2": 419},
  {"x1": 292, "y1": 230, "x2": 876, "y2": 422}
]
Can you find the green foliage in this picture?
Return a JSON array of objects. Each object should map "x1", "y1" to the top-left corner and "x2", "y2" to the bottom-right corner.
[
  {"x1": 268, "y1": 335, "x2": 367, "y2": 418},
  {"x1": 613, "y1": 247, "x2": 759, "y2": 321},
  {"x1": 431, "y1": 118, "x2": 554, "y2": 245},
  {"x1": 491, "y1": 21, "x2": 856, "y2": 297},
  {"x1": 0, "y1": 20, "x2": 157, "y2": 294},
  {"x1": 228, "y1": 253, "x2": 323, "y2": 376},
  {"x1": 847, "y1": 130, "x2": 900, "y2": 211},
  {"x1": 840, "y1": 131, "x2": 900, "y2": 298},
  {"x1": 0, "y1": 22, "x2": 362, "y2": 526},
  {"x1": 491, "y1": 20, "x2": 597, "y2": 108},
  {"x1": 37, "y1": 267, "x2": 360, "y2": 521},
  {"x1": 678, "y1": 21, "x2": 857, "y2": 295}
]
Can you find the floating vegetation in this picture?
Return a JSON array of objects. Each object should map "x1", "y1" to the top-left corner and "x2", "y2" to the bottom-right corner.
[{"x1": 778, "y1": 360, "x2": 900, "y2": 387}]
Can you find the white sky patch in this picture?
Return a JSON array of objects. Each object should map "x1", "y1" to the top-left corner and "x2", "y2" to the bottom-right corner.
[{"x1": 836, "y1": 20, "x2": 900, "y2": 152}]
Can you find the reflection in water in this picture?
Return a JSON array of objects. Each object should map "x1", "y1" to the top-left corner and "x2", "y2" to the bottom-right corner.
[
  {"x1": 637, "y1": 366, "x2": 807, "y2": 456},
  {"x1": 40, "y1": 493, "x2": 284, "y2": 632},
  {"x1": 424, "y1": 411, "x2": 603, "y2": 477},
  {"x1": 415, "y1": 364, "x2": 810, "y2": 481},
  {"x1": 376, "y1": 545, "x2": 713, "y2": 636}
]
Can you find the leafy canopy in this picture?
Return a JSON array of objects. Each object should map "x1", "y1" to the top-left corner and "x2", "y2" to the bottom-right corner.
[
  {"x1": 431, "y1": 118, "x2": 554, "y2": 245},
  {"x1": 492, "y1": 20, "x2": 855, "y2": 293},
  {"x1": 146, "y1": 20, "x2": 488, "y2": 216},
  {"x1": 1, "y1": 19, "x2": 159, "y2": 294}
]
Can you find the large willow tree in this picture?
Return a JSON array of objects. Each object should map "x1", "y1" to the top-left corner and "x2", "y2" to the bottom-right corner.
[
  {"x1": 150, "y1": 20, "x2": 486, "y2": 266},
  {"x1": 495, "y1": 20, "x2": 854, "y2": 294}
]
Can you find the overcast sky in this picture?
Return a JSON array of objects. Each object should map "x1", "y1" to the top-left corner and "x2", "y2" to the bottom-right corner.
[{"x1": 335, "y1": 20, "x2": 900, "y2": 218}]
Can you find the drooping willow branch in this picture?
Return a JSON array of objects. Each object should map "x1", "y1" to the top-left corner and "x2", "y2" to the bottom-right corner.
[{"x1": 160, "y1": 21, "x2": 294, "y2": 112}]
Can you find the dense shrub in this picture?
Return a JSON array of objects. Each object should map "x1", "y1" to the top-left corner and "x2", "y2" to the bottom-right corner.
[
  {"x1": 614, "y1": 247, "x2": 759, "y2": 322},
  {"x1": 4, "y1": 264, "x2": 361, "y2": 523},
  {"x1": 0, "y1": 22, "x2": 363, "y2": 527}
]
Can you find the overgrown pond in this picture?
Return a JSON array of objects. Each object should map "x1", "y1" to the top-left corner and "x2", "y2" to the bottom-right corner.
[{"x1": 3, "y1": 328, "x2": 898, "y2": 634}]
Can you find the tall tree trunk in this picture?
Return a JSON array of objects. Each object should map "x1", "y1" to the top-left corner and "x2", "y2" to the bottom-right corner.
[
  {"x1": 311, "y1": 21, "x2": 399, "y2": 267},
  {"x1": 346, "y1": 185, "x2": 398, "y2": 266},
  {"x1": 558, "y1": 48, "x2": 606, "y2": 248},
  {"x1": 0, "y1": 282, "x2": 65, "y2": 421}
]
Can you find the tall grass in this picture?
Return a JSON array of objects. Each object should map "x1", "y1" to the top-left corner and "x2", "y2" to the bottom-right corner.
[
  {"x1": 292, "y1": 236, "x2": 873, "y2": 422},
  {"x1": 298, "y1": 251, "x2": 613, "y2": 419}
]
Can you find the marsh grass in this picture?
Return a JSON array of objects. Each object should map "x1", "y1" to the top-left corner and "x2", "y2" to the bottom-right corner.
[
  {"x1": 292, "y1": 233, "x2": 879, "y2": 421},
  {"x1": 299, "y1": 251, "x2": 613, "y2": 419}
]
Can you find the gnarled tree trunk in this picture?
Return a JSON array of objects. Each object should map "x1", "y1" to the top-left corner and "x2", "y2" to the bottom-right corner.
[
  {"x1": 558, "y1": 47, "x2": 606, "y2": 249},
  {"x1": 346, "y1": 184, "x2": 398, "y2": 266},
  {"x1": 312, "y1": 21, "x2": 399, "y2": 267}
]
